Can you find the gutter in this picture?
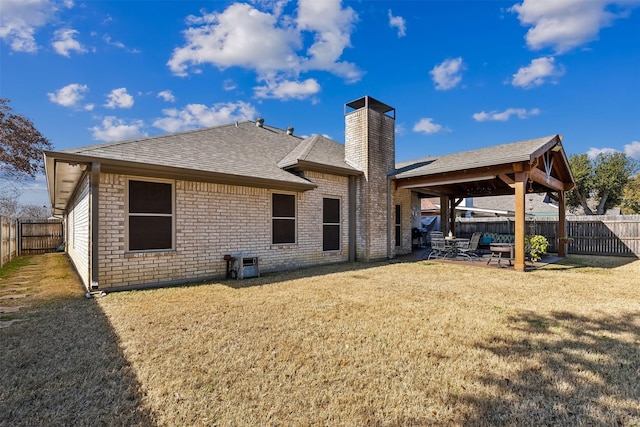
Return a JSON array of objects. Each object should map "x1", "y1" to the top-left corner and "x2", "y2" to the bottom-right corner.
[
  {"x1": 387, "y1": 175, "x2": 392, "y2": 260},
  {"x1": 90, "y1": 162, "x2": 100, "y2": 290}
]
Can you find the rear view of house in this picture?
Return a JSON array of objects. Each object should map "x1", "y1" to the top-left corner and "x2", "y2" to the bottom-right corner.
[{"x1": 45, "y1": 96, "x2": 415, "y2": 291}]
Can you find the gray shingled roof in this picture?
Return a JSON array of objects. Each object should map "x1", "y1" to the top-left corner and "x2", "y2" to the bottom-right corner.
[
  {"x1": 277, "y1": 134, "x2": 360, "y2": 174},
  {"x1": 57, "y1": 121, "x2": 332, "y2": 186},
  {"x1": 395, "y1": 135, "x2": 558, "y2": 178}
]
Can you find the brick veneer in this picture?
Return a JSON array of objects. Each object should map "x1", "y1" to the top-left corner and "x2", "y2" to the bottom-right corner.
[{"x1": 96, "y1": 171, "x2": 350, "y2": 289}]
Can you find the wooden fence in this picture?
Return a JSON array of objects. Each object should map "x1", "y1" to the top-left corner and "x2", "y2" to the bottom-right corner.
[
  {"x1": 0, "y1": 216, "x2": 17, "y2": 267},
  {"x1": 18, "y1": 219, "x2": 64, "y2": 255},
  {"x1": 458, "y1": 215, "x2": 640, "y2": 257}
]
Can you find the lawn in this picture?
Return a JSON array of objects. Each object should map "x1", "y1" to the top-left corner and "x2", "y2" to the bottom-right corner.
[{"x1": 1, "y1": 253, "x2": 639, "y2": 426}]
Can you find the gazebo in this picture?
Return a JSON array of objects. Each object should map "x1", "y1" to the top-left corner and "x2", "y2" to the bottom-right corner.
[{"x1": 394, "y1": 135, "x2": 576, "y2": 271}]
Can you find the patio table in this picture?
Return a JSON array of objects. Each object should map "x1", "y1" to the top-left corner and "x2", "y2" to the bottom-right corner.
[{"x1": 487, "y1": 243, "x2": 514, "y2": 267}]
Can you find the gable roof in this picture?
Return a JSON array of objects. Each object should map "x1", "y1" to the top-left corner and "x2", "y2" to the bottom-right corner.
[
  {"x1": 44, "y1": 121, "x2": 358, "y2": 215},
  {"x1": 395, "y1": 134, "x2": 575, "y2": 197},
  {"x1": 277, "y1": 134, "x2": 361, "y2": 175},
  {"x1": 395, "y1": 135, "x2": 561, "y2": 178}
]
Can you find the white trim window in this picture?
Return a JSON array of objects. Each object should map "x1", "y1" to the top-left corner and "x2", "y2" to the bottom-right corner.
[
  {"x1": 272, "y1": 193, "x2": 296, "y2": 244},
  {"x1": 323, "y1": 197, "x2": 341, "y2": 251},
  {"x1": 126, "y1": 178, "x2": 175, "y2": 251}
]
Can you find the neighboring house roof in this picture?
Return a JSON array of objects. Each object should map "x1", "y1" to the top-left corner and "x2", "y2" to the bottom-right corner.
[
  {"x1": 44, "y1": 121, "x2": 359, "y2": 215},
  {"x1": 470, "y1": 194, "x2": 560, "y2": 217}
]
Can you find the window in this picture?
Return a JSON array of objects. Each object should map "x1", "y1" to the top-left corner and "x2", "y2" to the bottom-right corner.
[
  {"x1": 323, "y1": 197, "x2": 340, "y2": 251},
  {"x1": 127, "y1": 179, "x2": 174, "y2": 251},
  {"x1": 272, "y1": 193, "x2": 296, "y2": 244},
  {"x1": 395, "y1": 204, "x2": 401, "y2": 247}
]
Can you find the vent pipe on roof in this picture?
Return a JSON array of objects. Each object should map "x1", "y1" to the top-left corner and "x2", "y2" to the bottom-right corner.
[
  {"x1": 286, "y1": 126, "x2": 294, "y2": 135},
  {"x1": 256, "y1": 117, "x2": 264, "y2": 127}
]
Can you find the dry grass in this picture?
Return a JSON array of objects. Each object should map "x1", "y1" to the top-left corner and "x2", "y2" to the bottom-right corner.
[{"x1": 1, "y1": 253, "x2": 639, "y2": 426}]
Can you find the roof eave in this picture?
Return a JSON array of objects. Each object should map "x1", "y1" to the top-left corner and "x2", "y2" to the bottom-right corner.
[{"x1": 281, "y1": 160, "x2": 363, "y2": 177}]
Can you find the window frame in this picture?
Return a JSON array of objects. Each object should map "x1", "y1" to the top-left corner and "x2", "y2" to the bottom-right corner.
[
  {"x1": 125, "y1": 177, "x2": 175, "y2": 252},
  {"x1": 271, "y1": 192, "x2": 297, "y2": 245},
  {"x1": 395, "y1": 204, "x2": 401, "y2": 247},
  {"x1": 322, "y1": 196, "x2": 341, "y2": 252}
]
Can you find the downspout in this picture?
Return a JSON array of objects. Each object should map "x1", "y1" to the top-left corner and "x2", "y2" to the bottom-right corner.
[
  {"x1": 348, "y1": 175, "x2": 356, "y2": 262},
  {"x1": 90, "y1": 162, "x2": 100, "y2": 290},
  {"x1": 386, "y1": 175, "x2": 392, "y2": 260}
]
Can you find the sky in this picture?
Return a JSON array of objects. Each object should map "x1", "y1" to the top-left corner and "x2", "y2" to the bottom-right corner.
[{"x1": 1, "y1": 0, "x2": 639, "y2": 208}]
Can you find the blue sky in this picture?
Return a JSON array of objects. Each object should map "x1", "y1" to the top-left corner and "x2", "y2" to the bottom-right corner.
[{"x1": 1, "y1": 0, "x2": 639, "y2": 207}]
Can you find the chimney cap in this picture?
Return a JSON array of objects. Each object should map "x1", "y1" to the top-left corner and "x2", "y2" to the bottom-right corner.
[{"x1": 345, "y1": 96, "x2": 395, "y2": 118}]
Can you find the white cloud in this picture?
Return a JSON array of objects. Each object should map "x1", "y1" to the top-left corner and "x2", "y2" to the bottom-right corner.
[
  {"x1": 223, "y1": 79, "x2": 238, "y2": 91},
  {"x1": 152, "y1": 101, "x2": 257, "y2": 133},
  {"x1": 413, "y1": 118, "x2": 449, "y2": 135},
  {"x1": 430, "y1": 57, "x2": 465, "y2": 91},
  {"x1": 102, "y1": 34, "x2": 140, "y2": 53},
  {"x1": 157, "y1": 90, "x2": 176, "y2": 103},
  {"x1": 511, "y1": 56, "x2": 564, "y2": 88},
  {"x1": 388, "y1": 9, "x2": 406, "y2": 37},
  {"x1": 168, "y1": 3, "x2": 300, "y2": 76},
  {"x1": 297, "y1": 0, "x2": 361, "y2": 81},
  {"x1": 90, "y1": 116, "x2": 146, "y2": 142},
  {"x1": 472, "y1": 107, "x2": 540, "y2": 122},
  {"x1": 510, "y1": 0, "x2": 638, "y2": 54},
  {"x1": 167, "y1": 0, "x2": 362, "y2": 91},
  {"x1": 254, "y1": 78, "x2": 320, "y2": 100},
  {"x1": 47, "y1": 83, "x2": 89, "y2": 107},
  {"x1": 104, "y1": 88, "x2": 134, "y2": 109},
  {"x1": 624, "y1": 141, "x2": 640, "y2": 160},
  {"x1": 0, "y1": 0, "x2": 56, "y2": 53},
  {"x1": 102, "y1": 34, "x2": 125, "y2": 49},
  {"x1": 52, "y1": 28, "x2": 86, "y2": 56},
  {"x1": 587, "y1": 146, "x2": 618, "y2": 159}
]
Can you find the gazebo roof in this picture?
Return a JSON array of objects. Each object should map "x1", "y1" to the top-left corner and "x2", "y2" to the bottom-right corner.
[{"x1": 394, "y1": 134, "x2": 574, "y2": 197}]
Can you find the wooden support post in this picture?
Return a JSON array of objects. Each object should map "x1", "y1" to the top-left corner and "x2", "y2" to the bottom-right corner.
[
  {"x1": 558, "y1": 191, "x2": 567, "y2": 257},
  {"x1": 440, "y1": 194, "x2": 449, "y2": 233},
  {"x1": 514, "y1": 172, "x2": 527, "y2": 272},
  {"x1": 449, "y1": 196, "x2": 456, "y2": 236}
]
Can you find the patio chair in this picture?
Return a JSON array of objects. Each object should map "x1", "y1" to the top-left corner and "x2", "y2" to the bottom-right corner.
[
  {"x1": 427, "y1": 237, "x2": 452, "y2": 260},
  {"x1": 428, "y1": 231, "x2": 444, "y2": 246},
  {"x1": 459, "y1": 232, "x2": 482, "y2": 260}
]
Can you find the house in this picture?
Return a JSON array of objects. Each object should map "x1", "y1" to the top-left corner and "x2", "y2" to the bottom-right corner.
[{"x1": 44, "y1": 95, "x2": 575, "y2": 291}]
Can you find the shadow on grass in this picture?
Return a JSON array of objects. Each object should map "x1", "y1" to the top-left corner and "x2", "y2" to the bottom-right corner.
[
  {"x1": 0, "y1": 257, "x2": 155, "y2": 426},
  {"x1": 547, "y1": 255, "x2": 639, "y2": 270},
  {"x1": 465, "y1": 311, "x2": 640, "y2": 425},
  {"x1": 216, "y1": 259, "x2": 422, "y2": 289}
]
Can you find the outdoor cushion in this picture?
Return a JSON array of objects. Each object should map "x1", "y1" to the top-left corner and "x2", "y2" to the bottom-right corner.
[{"x1": 481, "y1": 236, "x2": 493, "y2": 245}]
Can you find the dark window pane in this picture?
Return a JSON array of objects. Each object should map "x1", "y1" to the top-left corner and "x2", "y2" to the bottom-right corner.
[
  {"x1": 323, "y1": 225, "x2": 340, "y2": 251},
  {"x1": 395, "y1": 205, "x2": 401, "y2": 246},
  {"x1": 272, "y1": 194, "x2": 295, "y2": 218},
  {"x1": 129, "y1": 216, "x2": 172, "y2": 250},
  {"x1": 323, "y1": 198, "x2": 340, "y2": 223},
  {"x1": 129, "y1": 181, "x2": 172, "y2": 214},
  {"x1": 273, "y1": 219, "x2": 295, "y2": 244}
]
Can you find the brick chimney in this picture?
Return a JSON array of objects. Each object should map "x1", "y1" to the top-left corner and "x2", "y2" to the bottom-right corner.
[{"x1": 344, "y1": 96, "x2": 396, "y2": 261}]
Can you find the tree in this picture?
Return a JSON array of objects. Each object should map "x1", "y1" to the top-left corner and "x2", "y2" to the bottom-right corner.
[
  {"x1": 0, "y1": 98, "x2": 52, "y2": 180},
  {"x1": 621, "y1": 174, "x2": 640, "y2": 214},
  {"x1": 567, "y1": 152, "x2": 638, "y2": 215}
]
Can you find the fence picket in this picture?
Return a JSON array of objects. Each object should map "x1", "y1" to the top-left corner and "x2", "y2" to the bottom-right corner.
[{"x1": 457, "y1": 215, "x2": 640, "y2": 257}]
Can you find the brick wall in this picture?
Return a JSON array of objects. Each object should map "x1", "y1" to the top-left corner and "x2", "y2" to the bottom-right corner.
[
  {"x1": 345, "y1": 106, "x2": 396, "y2": 260},
  {"x1": 96, "y1": 171, "x2": 350, "y2": 289}
]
